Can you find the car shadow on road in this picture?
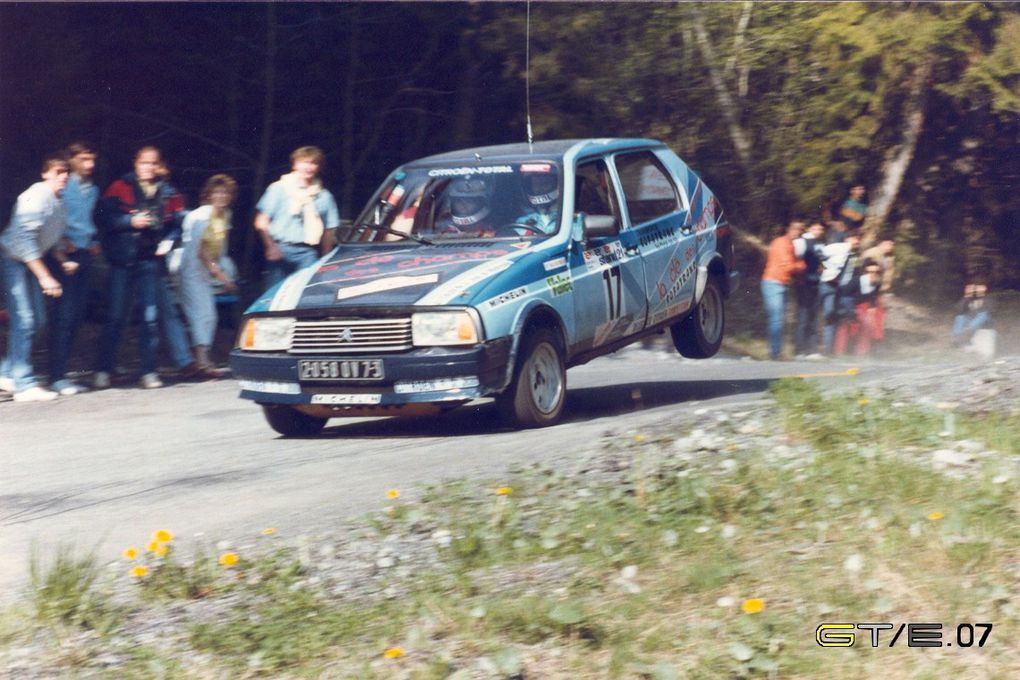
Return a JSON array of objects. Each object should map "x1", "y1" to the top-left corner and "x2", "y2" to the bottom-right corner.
[{"x1": 311, "y1": 377, "x2": 775, "y2": 439}]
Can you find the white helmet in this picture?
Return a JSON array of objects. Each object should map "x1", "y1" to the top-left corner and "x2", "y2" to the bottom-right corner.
[
  {"x1": 449, "y1": 177, "x2": 491, "y2": 226},
  {"x1": 523, "y1": 172, "x2": 559, "y2": 208}
]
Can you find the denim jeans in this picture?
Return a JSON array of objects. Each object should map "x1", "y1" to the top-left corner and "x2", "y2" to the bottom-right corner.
[
  {"x1": 793, "y1": 283, "x2": 821, "y2": 355},
  {"x1": 760, "y1": 279, "x2": 787, "y2": 359},
  {"x1": 156, "y1": 271, "x2": 194, "y2": 368},
  {"x1": 1, "y1": 254, "x2": 47, "y2": 391},
  {"x1": 264, "y1": 242, "x2": 320, "y2": 290},
  {"x1": 819, "y1": 281, "x2": 838, "y2": 355},
  {"x1": 48, "y1": 249, "x2": 93, "y2": 382},
  {"x1": 952, "y1": 311, "x2": 990, "y2": 338},
  {"x1": 96, "y1": 259, "x2": 160, "y2": 375}
]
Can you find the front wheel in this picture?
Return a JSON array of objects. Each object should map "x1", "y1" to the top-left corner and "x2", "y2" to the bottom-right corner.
[
  {"x1": 261, "y1": 405, "x2": 327, "y2": 437},
  {"x1": 671, "y1": 278, "x2": 725, "y2": 358},
  {"x1": 496, "y1": 328, "x2": 566, "y2": 428}
]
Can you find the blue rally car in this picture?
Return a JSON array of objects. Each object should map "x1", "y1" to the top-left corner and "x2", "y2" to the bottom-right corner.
[{"x1": 230, "y1": 139, "x2": 738, "y2": 435}]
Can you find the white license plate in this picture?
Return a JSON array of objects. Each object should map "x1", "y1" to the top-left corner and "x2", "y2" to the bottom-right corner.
[
  {"x1": 298, "y1": 359, "x2": 384, "y2": 381},
  {"x1": 310, "y1": 394, "x2": 383, "y2": 405}
]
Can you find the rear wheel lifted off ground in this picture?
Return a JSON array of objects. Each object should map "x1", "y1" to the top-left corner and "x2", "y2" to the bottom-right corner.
[
  {"x1": 672, "y1": 277, "x2": 725, "y2": 358},
  {"x1": 496, "y1": 327, "x2": 566, "y2": 428},
  {"x1": 261, "y1": 405, "x2": 328, "y2": 437}
]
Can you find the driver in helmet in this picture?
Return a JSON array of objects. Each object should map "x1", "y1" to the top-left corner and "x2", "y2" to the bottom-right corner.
[
  {"x1": 513, "y1": 169, "x2": 560, "y2": 235},
  {"x1": 437, "y1": 176, "x2": 496, "y2": 237}
]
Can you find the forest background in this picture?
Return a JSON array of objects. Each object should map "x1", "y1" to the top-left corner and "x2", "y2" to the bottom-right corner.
[{"x1": 1, "y1": 1, "x2": 1017, "y2": 305}]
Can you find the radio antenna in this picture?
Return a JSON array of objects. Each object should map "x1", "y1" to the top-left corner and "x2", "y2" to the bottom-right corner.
[{"x1": 525, "y1": 0, "x2": 534, "y2": 152}]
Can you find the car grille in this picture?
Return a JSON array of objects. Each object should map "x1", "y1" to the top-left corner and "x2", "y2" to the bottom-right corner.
[{"x1": 289, "y1": 318, "x2": 412, "y2": 354}]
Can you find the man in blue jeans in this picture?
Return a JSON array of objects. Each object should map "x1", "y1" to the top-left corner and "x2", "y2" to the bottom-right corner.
[
  {"x1": 760, "y1": 221, "x2": 806, "y2": 360},
  {"x1": 0, "y1": 153, "x2": 73, "y2": 401},
  {"x1": 48, "y1": 142, "x2": 100, "y2": 396},
  {"x1": 253, "y1": 146, "x2": 340, "y2": 291}
]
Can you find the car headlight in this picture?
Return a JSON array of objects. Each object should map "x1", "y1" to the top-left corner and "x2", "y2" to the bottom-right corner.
[
  {"x1": 238, "y1": 316, "x2": 295, "y2": 351},
  {"x1": 411, "y1": 311, "x2": 480, "y2": 346}
]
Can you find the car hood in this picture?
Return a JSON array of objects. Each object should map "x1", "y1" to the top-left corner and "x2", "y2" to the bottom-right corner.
[{"x1": 250, "y1": 242, "x2": 528, "y2": 312}]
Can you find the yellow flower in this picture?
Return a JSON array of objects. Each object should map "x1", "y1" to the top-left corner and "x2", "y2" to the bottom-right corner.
[
  {"x1": 383, "y1": 647, "x2": 405, "y2": 659},
  {"x1": 122, "y1": 547, "x2": 139, "y2": 561},
  {"x1": 495, "y1": 487, "x2": 513, "y2": 496},
  {"x1": 219, "y1": 552, "x2": 240, "y2": 568},
  {"x1": 387, "y1": 489, "x2": 400, "y2": 499},
  {"x1": 927, "y1": 511, "x2": 945, "y2": 521},
  {"x1": 261, "y1": 527, "x2": 277, "y2": 535},
  {"x1": 147, "y1": 541, "x2": 161, "y2": 553},
  {"x1": 130, "y1": 565, "x2": 149, "y2": 578},
  {"x1": 154, "y1": 545, "x2": 170, "y2": 558},
  {"x1": 741, "y1": 598, "x2": 765, "y2": 614},
  {"x1": 153, "y1": 529, "x2": 174, "y2": 543},
  {"x1": 634, "y1": 434, "x2": 645, "y2": 443},
  {"x1": 857, "y1": 399, "x2": 870, "y2": 406},
  {"x1": 846, "y1": 367, "x2": 860, "y2": 376}
]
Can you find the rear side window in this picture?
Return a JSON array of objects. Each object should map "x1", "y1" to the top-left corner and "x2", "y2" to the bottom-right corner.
[{"x1": 615, "y1": 151, "x2": 682, "y2": 225}]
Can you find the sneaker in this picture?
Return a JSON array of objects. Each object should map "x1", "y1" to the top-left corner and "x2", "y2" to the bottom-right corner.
[
  {"x1": 51, "y1": 379, "x2": 87, "y2": 396},
  {"x1": 0, "y1": 376, "x2": 14, "y2": 393},
  {"x1": 13, "y1": 386, "x2": 59, "y2": 402},
  {"x1": 93, "y1": 371, "x2": 111, "y2": 389},
  {"x1": 139, "y1": 372, "x2": 164, "y2": 389},
  {"x1": 805, "y1": 353, "x2": 825, "y2": 361}
]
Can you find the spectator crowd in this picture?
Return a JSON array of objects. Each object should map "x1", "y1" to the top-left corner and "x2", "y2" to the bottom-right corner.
[{"x1": 0, "y1": 143, "x2": 339, "y2": 402}]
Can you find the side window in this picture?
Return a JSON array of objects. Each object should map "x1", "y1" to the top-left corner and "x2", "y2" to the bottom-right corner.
[
  {"x1": 574, "y1": 159, "x2": 621, "y2": 221},
  {"x1": 614, "y1": 151, "x2": 682, "y2": 225}
]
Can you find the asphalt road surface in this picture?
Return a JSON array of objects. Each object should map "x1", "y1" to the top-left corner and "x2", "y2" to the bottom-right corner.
[{"x1": 0, "y1": 348, "x2": 902, "y2": 598}]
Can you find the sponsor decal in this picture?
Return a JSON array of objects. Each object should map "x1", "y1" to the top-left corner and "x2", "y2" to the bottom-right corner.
[
  {"x1": 545, "y1": 272, "x2": 573, "y2": 297},
  {"x1": 238, "y1": 380, "x2": 300, "y2": 395},
  {"x1": 310, "y1": 394, "x2": 383, "y2": 405},
  {"x1": 427, "y1": 165, "x2": 513, "y2": 177},
  {"x1": 656, "y1": 259, "x2": 697, "y2": 303},
  {"x1": 336, "y1": 273, "x2": 439, "y2": 301},
  {"x1": 416, "y1": 258, "x2": 513, "y2": 305},
  {"x1": 583, "y1": 241, "x2": 626, "y2": 272},
  {"x1": 393, "y1": 376, "x2": 480, "y2": 394},
  {"x1": 396, "y1": 249, "x2": 511, "y2": 270},
  {"x1": 270, "y1": 263, "x2": 322, "y2": 311},
  {"x1": 484, "y1": 286, "x2": 528, "y2": 309},
  {"x1": 511, "y1": 242, "x2": 531, "y2": 250},
  {"x1": 520, "y1": 163, "x2": 552, "y2": 173},
  {"x1": 543, "y1": 256, "x2": 567, "y2": 271}
]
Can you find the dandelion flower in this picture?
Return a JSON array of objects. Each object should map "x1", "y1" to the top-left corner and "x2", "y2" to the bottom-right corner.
[
  {"x1": 846, "y1": 367, "x2": 860, "y2": 376},
  {"x1": 495, "y1": 486, "x2": 513, "y2": 496},
  {"x1": 154, "y1": 545, "x2": 170, "y2": 558},
  {"x1": 146, "y1": 541, "x2": 161, "y2": 553},
  {"x1": 383, "y1": 647, "x2": 405, "y2": 659},
  {"x1": 130, "y1": 565, "x2": 149, "y2": 578},
  {"x1": 219, "y1": 552, "x2": 240, "y2": 568},
  {"x1": 122, "y1": 547, "x2": 139, "y2": 561},
  {"x1": 634, "y1": 434, "x2": 645, "y2": 443},
  {"x1": 387, "y1": 489, "x2": 400, "y2": 499},
  {"x1": 927, "y1": 511, "x2": 945, "y2": 521},
  {"x1": 154, "y1": 529, "x2": 174, "y2": 543},
  {"x1": 857, "y1": 399, "x2": 870, "y2": 406},
  {"x1": 261, "y1": 527, "x2": 277, "y2": 535},
  {"x1": 741, "y1": 598, "x2": 765, "y2": 614}
]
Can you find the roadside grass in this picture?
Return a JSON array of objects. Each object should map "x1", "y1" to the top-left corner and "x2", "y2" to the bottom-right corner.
[
  {"x1": 28, "y1": 544, "x2": 122, "y2": 636},
  {"x1": 9, "y1": 381, "x2": 1019, "y2": 677}
]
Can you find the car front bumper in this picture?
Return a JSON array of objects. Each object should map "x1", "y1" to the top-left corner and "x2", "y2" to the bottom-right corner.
[{"x1": 229, "y1": 337, "x2": 512, "y2": 410}]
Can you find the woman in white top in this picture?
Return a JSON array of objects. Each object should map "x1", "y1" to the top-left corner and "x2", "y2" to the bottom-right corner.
[{"x1": 179, "y1": 174, "x2": 237, "y2": 371}]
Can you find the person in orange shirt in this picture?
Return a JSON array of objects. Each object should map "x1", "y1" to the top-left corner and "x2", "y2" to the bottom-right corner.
[{"x1": 760, "y1": 220, "x2": 806, "y2": 360}]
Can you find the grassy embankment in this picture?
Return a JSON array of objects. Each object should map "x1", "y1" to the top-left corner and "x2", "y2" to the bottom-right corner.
[{"x1": 4, "y1": 379, "x2": 1018, "y2": 678}]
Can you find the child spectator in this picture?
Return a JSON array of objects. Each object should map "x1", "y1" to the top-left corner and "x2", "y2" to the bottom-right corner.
[{"x1": 833, "y1": 258, "x2": 885, "y2": 357}]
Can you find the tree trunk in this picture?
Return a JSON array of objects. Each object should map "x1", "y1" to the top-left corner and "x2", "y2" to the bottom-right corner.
[
  {"x1": 863, "y1": 60, "x2": 932, "y2": 245},
  {"x1": 691, "y1": 8, "x2": 753, "y2": 171},
  {"x1": 243, "y1": 3, "x2": 277, "y2": 279}
]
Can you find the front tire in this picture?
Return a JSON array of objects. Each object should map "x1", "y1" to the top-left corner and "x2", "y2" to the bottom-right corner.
[
  {"x1": 496, "y1": 328, "x2": 566, "y2": 428},
  {"x1": 261, "y1": 405, "x2": 327, "y2": 437},
  {"x1": 672, "y1": 278, "x2": 725, "y2": 358}
]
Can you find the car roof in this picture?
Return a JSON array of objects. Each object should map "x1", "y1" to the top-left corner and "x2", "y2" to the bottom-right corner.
[{"x1": 410, "y1": 138, "x2": 667, "y2": 166}]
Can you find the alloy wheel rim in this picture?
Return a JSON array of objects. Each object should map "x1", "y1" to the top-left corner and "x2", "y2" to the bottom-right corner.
[{"x1": 527, "y1": 343, "x2": 563, "y2": 414}]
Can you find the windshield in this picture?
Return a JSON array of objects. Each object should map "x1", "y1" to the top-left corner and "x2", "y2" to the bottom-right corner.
[{"x1": 343, "y1": 161, "x2": 562, "y2": 243}]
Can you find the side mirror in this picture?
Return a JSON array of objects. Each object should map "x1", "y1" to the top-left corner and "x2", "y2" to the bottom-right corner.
[{"x1": 583, "y1": 214, "x2": 618, "y2": 239}]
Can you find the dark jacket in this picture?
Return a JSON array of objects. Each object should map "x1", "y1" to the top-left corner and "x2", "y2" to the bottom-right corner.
[{"x1": 98, "y1": 173, "x2": 185, "y2": 266}]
